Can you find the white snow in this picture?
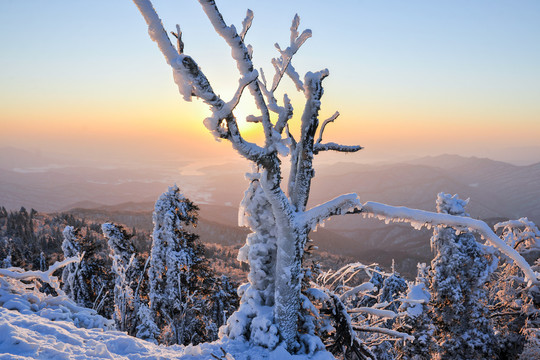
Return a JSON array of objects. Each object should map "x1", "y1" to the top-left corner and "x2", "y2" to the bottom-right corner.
[
  {"x1": 0, "y1": 308, "x2": 335, "y2": 360},
  {"x1": 399, "y1": 283, "x2": 430, "y2": 318}
]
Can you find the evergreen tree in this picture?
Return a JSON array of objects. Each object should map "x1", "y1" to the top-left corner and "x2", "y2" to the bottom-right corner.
[
  {"x1": 102, "y1": 223, "x2": 148, "y2": 336},
  {"x1": 378, "y1": 271, "x2": 408, "y2": 314},
  {"x1": 357, "y1": 266, "x2": 385, "y2": 308},
  {"x1": 428, "y1": 193, "x2": 497, "y2": 360},
  {"x1": 394, "y1": 263, "x2": 437, "y2": 360},
  {"x1": 489, "y1": 218, "x2": 540, "y2": 359},
  {"x1": 61, "y1": 226, "x2": 90, "y2": 305},
  {"x1": 372, "y1": 270, "x2": 408, "y2": 360},
  {"x1": 149, "y1": 185, "x2": 209, "y2": 345},
  {"x1": 61, "y1": 225, "x2": 112, "y2": 315},
  {"x1": 136, "y1": 302, "x2": 160, "y2": 342},
  {"x1": 39, "y1": 251, "x2": 47, "y2": 271}
]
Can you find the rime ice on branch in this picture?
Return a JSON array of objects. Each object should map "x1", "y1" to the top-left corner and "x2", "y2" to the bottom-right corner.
[
  {"x1": 133, "y1": 0, "x2": 362, "y2": 352},
  {"x1": 358, "y1": 201, "x2": 538, "y2": 285}
]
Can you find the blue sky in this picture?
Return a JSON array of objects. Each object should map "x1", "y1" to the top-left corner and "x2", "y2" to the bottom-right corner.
[{"x1": 1, "y1": 1, "x2": 539, "y2": 164}]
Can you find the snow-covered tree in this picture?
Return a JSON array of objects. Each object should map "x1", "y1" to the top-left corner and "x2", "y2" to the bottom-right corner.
[
  {"x1": 308, "y1": 262, "x2": 416, "y2": 359},
  {"x1": 393, "y1": 263, "x2": 437, "y2": 360},
  {"x1": 39, "y1": 251, "x2": 47, "y2": 272},
  {"x1": 132, "y1": 0, "x2": 539, "y2": 354},
  {"x1": 102, "y1": 222, "x2": 147, "y2": 336},
  {"x1": 136, "y1": 302, "x2": 160, "y2": 342},
  {"x1": 489, "y1": 218, "x2": 540, "y2": 358},
  {"x1": 61, "y1": 226, "x2": 92, "y2": 307},
  {"x1": 133, "y1": 1, "x2": 363, "y2": 352},
  {"x1": 428, "y1": 193, "x2": 497, "y2": 360},
  {"x1": 220, "y1": 177, "x2": 280, "y2": 347},
  {"x1": 209, "y1": 274, "x2": 238, "y2": 339},
  {"x1": 61, "y1": 225, "x2": 113, "y2": 317},
  {"x1": 149, "y1": 185, "x2": 210, "y2": 345}
]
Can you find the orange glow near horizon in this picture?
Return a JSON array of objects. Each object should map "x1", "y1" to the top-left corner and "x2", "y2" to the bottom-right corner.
[
  {"x1": 3, "y1": 88, "x2": 539, "y2": 166},
  {"x1": 1, "y1": 1, "x2": 539, "y2": 166}
]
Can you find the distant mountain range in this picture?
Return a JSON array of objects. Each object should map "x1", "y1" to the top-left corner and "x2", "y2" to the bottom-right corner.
[{"x1": 2, "y1": 148, "x2": 539, "y2": 277}]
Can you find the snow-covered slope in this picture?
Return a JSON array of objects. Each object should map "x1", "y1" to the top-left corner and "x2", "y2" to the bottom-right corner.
[{"x1": 0, "y1": 275, "x2": 334, "y2": 359}]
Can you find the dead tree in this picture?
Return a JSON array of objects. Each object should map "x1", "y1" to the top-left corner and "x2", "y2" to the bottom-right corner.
[{"x1": 133, "y1": 0, "x2": 362, "y2": 352}]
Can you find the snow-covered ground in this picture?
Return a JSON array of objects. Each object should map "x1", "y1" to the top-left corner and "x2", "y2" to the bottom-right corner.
[{"x1": 0, "y1": 274, "x2": 334, "y2": 360}]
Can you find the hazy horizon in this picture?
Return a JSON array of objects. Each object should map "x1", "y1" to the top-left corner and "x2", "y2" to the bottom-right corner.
[{"x1": 1, "y1": 1, "x2": 539, "y2": 169}]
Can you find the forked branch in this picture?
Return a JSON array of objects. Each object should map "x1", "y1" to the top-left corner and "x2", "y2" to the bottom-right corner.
[
  {"x1": 171, "y1": 24, "x2": 184, "y2": 54},
  {"x1": 198, "y1": 0, "x2": 274, "y2": 148},
  {"x1": 316, "y1": 111, "x2": 340, "y2": 144},
  {"x1": 133, "y1": 0, "x2": 264, "y2": 163}
]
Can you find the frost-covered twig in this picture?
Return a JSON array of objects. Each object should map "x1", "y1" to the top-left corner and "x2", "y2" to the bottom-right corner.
[
  {"x1": 353, "y1": 325, "x2": 414, "y2": 342},
  {"x1": 213, "y1": 70, "x2": 259, "y2": 120},
  {"x1": 271, "y1": 14, "x2": 312, "y2": 93},
  {"x1": 313, "y1": 142, "x2": 363, "y2": 154},
  {"x1": 340, "y1": 282, "x2": 375, "y2": 302},
  {"x1": 495, "y1": 217, "x2": 540, "y2": 251},
  {"x1": 171, "y1": 24, "x2": 184, "y2": 54},
  {"x1": 359, "y1": 201, "x2": 539, "y2": 285},
  {"x1": 239, "y1": 9, "x2": 253, "y2": 41},
  {"x1": 290, "y1": 69, "x2": 329, "y2": 210},
  {"x1": 319, "y1": 262, "x2": 384, "y2": 290},
  {"x1": 348, "y1": 307, "x2": 401, "y2": 319},
  {"x1": 274, "y1": 94, "x2": 293, "y2": 134},
  {"x1": 316, "y1": 111, "x2": 339, "y2": 144}
]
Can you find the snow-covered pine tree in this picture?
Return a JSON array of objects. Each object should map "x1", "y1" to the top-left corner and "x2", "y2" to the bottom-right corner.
[
  {"x1": 428, "y1": 193, "x2": 497, "y2": 360},
  {"x1": 149, "y1": 185, "x2": 209, "y2": 345},
  {"x1": 371, "y1": 270, "x2": 408, "y2": 360},
  {"x1": 39, "y1": 251, "x2": 47, "y2": 272},
  {"x1": 61, "y1": 225, "x2": 114, "y2": 317},
  {"x1": 136, "y1": 302, "x2": 160, "y2": 342},
  {"x1": 378, "y1": 270, "x2": 408, "y2": 314},
  {"x1": 133, "y1": 1, "x2": 363, "y2": 352},
  {"x1": 102, "y1": 223, "x2": 147, "y2": 336},
  {"x1": 393, "y1": 263, "x2": 437, "y2": 360},
  {"x1": 489, "y1": 218, "x2": 540, "y2": 358},
  {"x1": 61, "y1": 226, "x2": 92, "y2": 307},
  {"x1": 357, "y1": 266, "x2": 385, "y2": 309},
  {"x1": 209, "y1": 274, "x2": 238, "y2": 340}
]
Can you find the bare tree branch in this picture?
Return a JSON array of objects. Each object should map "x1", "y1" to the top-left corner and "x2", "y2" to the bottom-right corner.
[
  {"x1": 299, "y1": 193, "x2": 361, "y2": 231},
  {"x1": 133, "y1": 0, "x2": 265, "y2": 163},
  {"x1": 271, "y1": 15, "x2": 312, "y2": 93},
  {"x1": 290, "y1": 69, "x2": 328, "y2": 210},
  {"x1": 171, "y1": 24, "x2": 184, "y2": 54},
  {"x1": 314, "y1": 142, "x2": 363, "y2": 154},
  {"x1": 198, "y1": 0, "x2": 274, "y2": 148},
  {"x1": 239, "y1": 9, "x2": 253, "y2": 41},
  {"x1": 353, "y1": 326, "x2": 414, "y2": 341},
  {"x1": 316, "y1": 111, "x2": 339, "y2": 144}
]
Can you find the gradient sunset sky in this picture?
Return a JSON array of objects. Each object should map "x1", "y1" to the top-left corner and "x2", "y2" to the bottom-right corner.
[{"x1": 1, "y1": 1, "x2": 539, "y2": 165}]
